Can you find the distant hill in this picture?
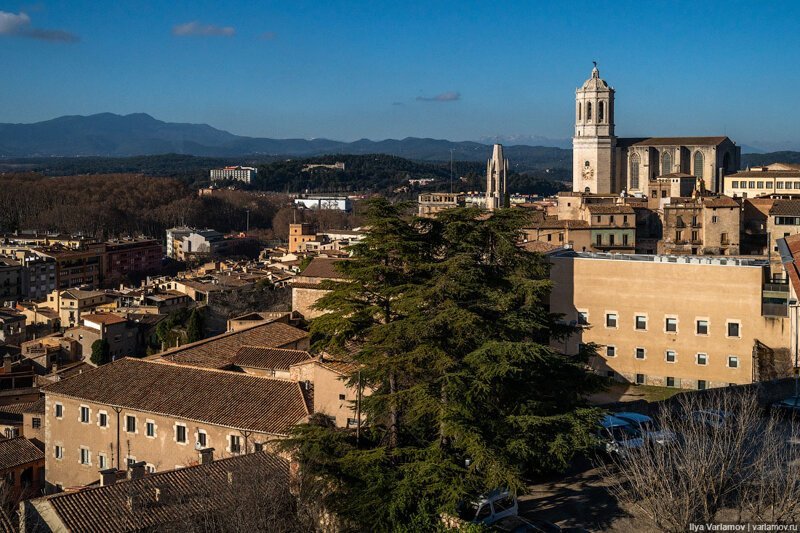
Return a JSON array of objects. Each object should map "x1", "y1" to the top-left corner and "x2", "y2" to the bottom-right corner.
[{"x1": 0, "y1": 113, "x2": 570, "y2": 171}]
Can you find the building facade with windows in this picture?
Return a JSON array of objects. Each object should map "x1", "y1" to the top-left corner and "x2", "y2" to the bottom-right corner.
[
  {"x1": 43, "y1": 358, "x2": 310, "y2": 489},
  {"x1": 209, "y1": 166, "x2": 257, "y2": 184},
  {"x1": 724, "y1": 164, "x2": 800, "y2": 198},
  {"x1": 549, "y1": 250, "x2": 790, "y2": 389}
]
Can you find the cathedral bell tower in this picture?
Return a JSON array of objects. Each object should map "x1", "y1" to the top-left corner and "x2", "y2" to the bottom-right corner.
[{"x1": 572, "y1": 63, "x2": 616, "y2": 194}]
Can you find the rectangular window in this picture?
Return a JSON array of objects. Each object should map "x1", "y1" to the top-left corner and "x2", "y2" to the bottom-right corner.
[
  {"x1": 622, "y1": 233, "x2": 629, "y2": 246},
  {"x1": 721, "y1": 232, "x2": 729, "y2": 245},
  {"x1": 595, "y1": 234, "x2": 602, "y2": 246},
  {"x1": 80, "y1": 406, "x2": 89, "y2": 424},
  {"x1": 698, "y1": 380, "x2": 707, "y2": 390},
  {"x1": 606, "y1": 313, "x2": 617, "y2": 328},
  {"x1": 712, "y1": 216, "x2": 718, "y2": 223},
  {"x1": 666, "y1": 350, "x2": 676, "y2": 363},
  {"x1": 338, "y1": 394, "x2": 346, "y2": 401},
  {"x1": 635, "y1": 315, "x2": 647, "y2": 330},
  {"x1": 606, "y1": 346, "x2": 616, "y2": 357},
  {"x1": 578, "y1": 311, "x2": 589, "y2": 326},
  {"x1": 691, "y1": 230, "x2": 698, "y2": 241},
  {"x1": 32, "y1": 418, "x2": 41, "y2": 429},
  {"x1": 99, "y1": 454, "x2": 107, "y2": 470},
  {"x1": 665, "y1": 317, "x2": 677, "y2": 332},
  {"x1": 80, "y1": 448, "x2": 90, "y2": 465},
  {"x1": 55, "y1": 445, "x2": 63, "y2": 459},
  {"x1": 230, "y1": 435, "x2": 241, "y2": 454},
  {"x1": 697, "y1": 353, "x2": 708, "y2": 366},
  {"x1": 636, "y1": 374, "x2": 646, "y2": 385},
  {"x1": 635, "y1": 347, "x2": 646, "y2": 360},
  {"x1": 99, "y1": 413, "x2": 108, "y2": 427},
  {"x1": 696, "y1": 320, "x2": 708, "y2": 335},
  {"x1": 254, "y1": 442, "x2": 264, "y2": 452},
  {"x1": 675, "y1": 230, "x2": 683, "y2": 241},
  {"x1": 609, "y1": 234, "x2": 615, "y2": 246},
  {"x1": 748, "y1": 181, "x2": 756, "y2": 189},
  {"x1": 757, "y1": 181, "x2": 764, "y2": 189},
  {"x1": 727, "y1": 322, "x2": 740, "y2": 338},
  {"x1": 125, "y1": 415, "x2": 136, "y2": 433},
  {"x1": 728, "y1": 356, "x2": 739, "y2": 368},
  {"x1": 146, "y1": 421, "x2": 155, "y2": 437},
  {"x1": 777, "y1": 181, "x2": 785, "y2": 190},
  {"x1": 666, "y1": 377, "x2": 676, "y2": 388},
  {"x1": 55, "y1": 404, "x2": 63, "y2": 419},
  {"x1": 176, "y1": 425, "x2": 187, "y2": 444},
  {"x1": 198, "y1": 430, "x2": 207, "y2": 448}
]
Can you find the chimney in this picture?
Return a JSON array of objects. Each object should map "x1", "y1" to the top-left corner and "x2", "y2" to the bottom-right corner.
[
  {"x1": 3, "y1": 355, "x2": 11, "y2": 373},
  {"x1": 127, "y1": 461, "x2": 146, "y2": 481},
  {"x1": 198, "y1": 447, "x2": 215, "y2": 465},
  {"x1": 99, "y1": 468, "x2": 117, "y2": 486}
]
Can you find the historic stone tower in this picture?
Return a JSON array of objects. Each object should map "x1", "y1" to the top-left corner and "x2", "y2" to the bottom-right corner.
[
  {"x1": 573, "y1": 63, "x2": 616, "y2": 194},
  {"x1": 486, "y1": 143, "x2": 508, "y2": 210}
]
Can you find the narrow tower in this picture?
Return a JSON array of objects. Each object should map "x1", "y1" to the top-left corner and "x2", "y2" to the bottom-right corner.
[
  {"x1": 486, "y1": 143, "x2": 508, "y2": 210},
  {"x1": 572, "y1": 63, "x2": 616, "y2": 194}
]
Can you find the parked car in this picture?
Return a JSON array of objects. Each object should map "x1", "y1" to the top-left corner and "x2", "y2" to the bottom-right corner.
[
  {"x1": 597, "y1": 414, "x2": 644, "y2": 455},
  {"x1": 691, "y1": 409, "x2": 733, "y2": 429},
  {"x1": 614, "y1": 412, "x2": 676, "y2": 445},
  {"x1": 456, "y1": 489, "x2": 519, "y2": 525},
  {"x1": 493, "y1": 516, "x2": 561, "y2": 532},
  {"x1": 771, "y1": 396, "x2": 800, "y2": 419}
]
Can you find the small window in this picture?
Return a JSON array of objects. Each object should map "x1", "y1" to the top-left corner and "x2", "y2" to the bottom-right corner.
[
  {"x1": 666, "y1": 350, "x2": 676, "y2": 363},
  {"x1": 635, "y1": 348, "x2": 646, "y2": 360},
  {"x1": 98, "y1": 454, "x2": 107, "y2": 470},
  {"x1": 32, "y1": 417, "x2": 41, "y2": 429},
  {"x1": 55, "y1": 445, "x2": 63, "y2": 460},
  {"x1": 665, "y1": 317, "x2": 677, "y2": 332},
  {"x1": 125, "y1": 415, "x2": 136, "y2": 433},
  {"x1": 80, "y1": 406, "x2": 89, "y2": 424},
  {"x1": 696, "y1": 320, "x2": 708, "y2": 335},
  {"x1": 198, "y1": 431, "x2": 207, "y2": 447},
  {"x1": 80, "y1": 448, "x2": 90, "y2": 465},
  {"x1": 55, "y1": 403, "x2": 63, "y2": 419},
  {"x1": 698, "y1": 380, "x2": 707, "y2": 390},
  {"x1": 146, "y1": 421, "x2": 155, "y2": 437},
  {"x1": 606, "y1": 346, "x2": 616, "y2": 357},
  {"x1": 728, "y1": 356, "x2": 739, "y2": 369},
  {"x1": 666, "y1": 377, "x2": 676, "y2": 388},
  {"x1": 697, "y1": 353, "x2": 708, "y2": 366},
  {"x1": 338, "y1": 394, "x2": 346, "y2": 401},
  {"x1": 727, "y1": 322, "x2": 740, "y2": 338},
  {"x1": 176, "y1": 425, "x2": 187, "y2": 444},
  {"x1": 578, "y1": 311, "x2": 589, "y2": 326},
  {"x1": 606, "y1": 313, "x2": 617, "y2": 328},
  {"x1": 712, "y1": 216, "x2": 719, "y2": 223},
  {"x1": 254, "y1": 442, "x2": 264, "y2": 452},
  {"x1": 635, "y1": 315, "x2": 647, "y2": 330},
  {"x1": 635, "y1": 374, "x2": 646, "y2": 385},
  {"x1": 230, "y1": 435, "x2": 242, "y2": 454}
]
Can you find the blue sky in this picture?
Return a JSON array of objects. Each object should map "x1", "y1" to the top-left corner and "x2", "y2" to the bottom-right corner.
[{"x1": 1, "y1": 1, "x2": 799, "y2": 149}]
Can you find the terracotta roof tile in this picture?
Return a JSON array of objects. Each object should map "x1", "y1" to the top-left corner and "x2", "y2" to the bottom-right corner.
[
  {"x1": 0, "y1": 438, "x2": 43, "y2": 470},
  {"x1": 35, "y1": 451, "x2": 289, "y2": 533},
  {"x1": 298, "y1": 258, "x2": 347, "y2": 279},
  {"x1": 632, "y1": 136, "x2": 730, "y2": 147},
  {"x1": 702, "y1": 196, "x2": 740, "y2": 208},
  {"x1": 0, "y1": 398, "x2": 44, "y2": 415},
  {"x1": 586, "y1": 204, "x2": 635, "y2": 214},
  {"x1": 82, "y1": 313, "x2": 128, "y2": 326},
  {"x1": 157, "y1": 322, "x2": 309, "y2": 369},
  {"x1": 44, "y1": 358, "x2": 309, "y2": 435},
  {"x1": 233, "y1": 346, "x2": 313, "y2": 371},
  {"x1": 769, "y1": 200, "x2": 800, "y2": 216}
]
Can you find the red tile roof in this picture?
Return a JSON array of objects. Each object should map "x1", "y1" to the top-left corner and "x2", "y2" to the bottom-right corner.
[
  {"x1": 298, "y1": 258, "x2": 347, "y2": 279},
  {"x1": 769, "y1": 200, "x2": 800, "y2": 216},
  {"x1": 0, "y1": 437, "x2": 43, "y2": 470},
  {"x1": 44, "y1": 358, "x2": 309, "y2": 435},
  {"x1": 632, "y1": 136, "x2": 729, "y2": 147},
  {"x1": 82, "y1": 313, "x2": 128, "y2": 326},
  {"x1": 233, "y1": 346, "x2": 313, "y2": 371}
]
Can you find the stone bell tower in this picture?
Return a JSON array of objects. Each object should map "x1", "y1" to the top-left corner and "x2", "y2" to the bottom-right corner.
[
  {"x1": 572, "y1": 63, "x2": 616, "y2": 194},
  {"x1": 486, "y1": 143, "x2": 508, "y2": 210}
]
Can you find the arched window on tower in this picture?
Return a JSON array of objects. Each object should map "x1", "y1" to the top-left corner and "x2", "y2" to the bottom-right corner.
[
  {"x1": 662, "y1": 152, "x2": 672, "y2": 176},
  {"x1": 577, "y1": 102, "x2": 581, "y2": 122},
  {"x1": 630, "y1": 154, "x2": 640, "y2": 190},
  {"x1": 599, "y1": 101, "x2": 605, "y2": 123},
  {"x1": 587, "y1": 102, "x2": 592, "y2": 123},
  {"x1": 694, "y1": 151, "x2": 704, "y2": 180}
]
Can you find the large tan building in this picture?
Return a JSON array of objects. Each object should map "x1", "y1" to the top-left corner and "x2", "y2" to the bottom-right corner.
[
  {"x1": 659, "y1": 196, "x2": 741, "y2": 255},
  {"x1": 725, "y1": 164, "x2": 800, "y2": 198},
  {"x1": 549, "y1": 250, "x2": 790, "y2": 389},
  {"x1": 43, "y1": 358, "x2": 310, "y2": 489},
  {"x1": 291, "y1": 257, "x2": 347, "y2": 319}
]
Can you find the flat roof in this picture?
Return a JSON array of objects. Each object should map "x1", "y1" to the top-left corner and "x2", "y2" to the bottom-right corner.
[{"x1": 549, "y1": 249, "x2": 769, "y2": 268}]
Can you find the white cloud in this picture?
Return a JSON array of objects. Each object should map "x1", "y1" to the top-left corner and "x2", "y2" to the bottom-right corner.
[
  {"x1": 0, "y1": 10, "x2": 79, "y2": 42},
  {"x1": 172, "y1": 21, "x2": 235, "y2": 37}
]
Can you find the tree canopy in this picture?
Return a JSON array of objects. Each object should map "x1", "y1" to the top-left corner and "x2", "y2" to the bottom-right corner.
[{"x1": 283, "y1": 198, "x2": 602, "y2": 531}]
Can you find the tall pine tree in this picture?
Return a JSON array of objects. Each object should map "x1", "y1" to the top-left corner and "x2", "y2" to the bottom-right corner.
[{"x1": 285, "y1": 199, "x2": 603, "y2": 531}]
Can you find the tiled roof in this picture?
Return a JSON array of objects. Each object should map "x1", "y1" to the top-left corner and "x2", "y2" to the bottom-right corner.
[
  {"x1": 44, "y1": 358, "x2": 309, "y2": 435},
  {"x1": 34, "y1": 452, "x2": 289, "y2": 533},
  {"x1": 521, "y1": 241, "x2": 558, "y2": 253},
  {"x1": 728, "y1": 170, "x2": 800, "y2": 178},
  {"x1": 530, "y1": 218, "x2": 590, "y2": 230},
  {"x1": 702, "y1": 196, "x2": 740, "y2": 208},
  {"x1": 631, "y1": 136, "x2": 729, "y2": 147},
  {"x1": 770, "y1": 200, "x2": 800, "y2": 216},
  {"x1": 0, "y1": 438, "x2": 43, "y2": 470},
  {"x1": 156, "y1": 321, "x2": 309, "y2": 369},
  {"x1": 585, "y1": 204, "x2": 635, "y2": 214},
  {"x1": 0, "y1": 397, "x2": 44, "y2": 415},
  {"x1": 82, "y1": 313, "x2": 128, "y2": 326},
  {"x1": 233, "y1": 346, "x2": 313, "y2": 371},
  {"x1": 292, "y1": 354, "x2": 359, "y2": 377},
  {"x1": 299, "y1": 258, "x2": 347, "y2": 279}
]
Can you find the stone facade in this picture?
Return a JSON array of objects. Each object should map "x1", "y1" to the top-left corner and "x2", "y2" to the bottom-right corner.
[{"x1": 485, "y1": 144, "x2": 508, "y2": 210}]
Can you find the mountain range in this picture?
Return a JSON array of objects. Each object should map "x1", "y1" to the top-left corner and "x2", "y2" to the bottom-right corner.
[{"x1": 0, "y1": 113, "x2": 569, "y2": 169}]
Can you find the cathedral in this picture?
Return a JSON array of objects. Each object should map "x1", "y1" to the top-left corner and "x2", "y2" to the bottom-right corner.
[{"x1": 572, "y1": 64, "x2": 740, "y2": 195}]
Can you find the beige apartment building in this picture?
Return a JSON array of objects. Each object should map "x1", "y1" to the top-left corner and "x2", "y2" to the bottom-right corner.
[
  {"x1": 42, "y1": 289, "x2": 112, "y2": 328},
  {"x1": 725, "y1": 164, "x2": 800, "y2": 198},
  {"x1": 43, "y1": 358, "x2": 310, "y2": 489},
  {"x1": 549, "y1": 250, "x2": 790, "y2": 389},
  {"x1": 291, "y1": 257, "x2": 347, "y2": 319}
]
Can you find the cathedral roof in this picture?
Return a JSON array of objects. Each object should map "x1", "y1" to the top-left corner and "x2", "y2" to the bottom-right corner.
[
  {"x1": 580, "y1": 64, "x2": 611, "y2": 91},
  {"x1": 631, "y1": 136, "x2": 730, "y2": 147}
]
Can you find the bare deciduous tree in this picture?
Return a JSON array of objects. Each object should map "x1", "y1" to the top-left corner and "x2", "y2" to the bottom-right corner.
[{"x1": 602, "y1": 390, "x2": 800, "y2": 532}]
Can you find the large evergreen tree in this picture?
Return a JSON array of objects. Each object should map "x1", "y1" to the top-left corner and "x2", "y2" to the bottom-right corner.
[{"x1": 284, "y1": 198, "x2": 603, "y2": 531}]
